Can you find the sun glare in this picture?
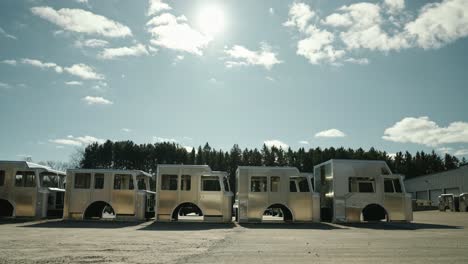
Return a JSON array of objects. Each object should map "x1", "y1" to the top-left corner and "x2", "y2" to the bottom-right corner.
[{"x1": 197, "y1": 5, "x2": 225, "y2": 36}]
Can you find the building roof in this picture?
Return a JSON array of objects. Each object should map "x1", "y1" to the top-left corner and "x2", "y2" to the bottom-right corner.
[{"x1": 405, "y1": 165, "x2": 468, "y2": 183}]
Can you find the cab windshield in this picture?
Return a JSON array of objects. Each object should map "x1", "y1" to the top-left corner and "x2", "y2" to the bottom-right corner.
[{"x1": 40, "y1": 172, "x2": 64, "y2": 188}]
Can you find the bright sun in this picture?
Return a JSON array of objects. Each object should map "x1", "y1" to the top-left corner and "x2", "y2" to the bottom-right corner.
[{"x1": 197, "y1": 5, "x2": 225, "y2": 36}]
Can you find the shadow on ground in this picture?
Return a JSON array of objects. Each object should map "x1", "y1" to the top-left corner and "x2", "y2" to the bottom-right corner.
[
  {"x1": 338, "y1": 222, "x2": 462, "y2": 230},
  {"x1": 21, "y1": 220, "x2": 143, "y2": 229},
  {"x1": 0, "y1": 218, "x2": 36, "y2": 225},
  {"x1": 139, "y1": 221, "x2": 236, "y2": 231},
  {"x1": 238, "y1": 222, "x2": 344, "y2": 230}
]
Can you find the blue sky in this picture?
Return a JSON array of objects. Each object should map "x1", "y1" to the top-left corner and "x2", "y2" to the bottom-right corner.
[{"x1": 0, "y1": 0, "x2": 467, "y2": 162}]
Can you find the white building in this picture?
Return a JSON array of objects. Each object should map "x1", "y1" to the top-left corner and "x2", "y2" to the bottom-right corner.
[{"x1": 404, "y1": 165, "x2": 468, "y2": 205}]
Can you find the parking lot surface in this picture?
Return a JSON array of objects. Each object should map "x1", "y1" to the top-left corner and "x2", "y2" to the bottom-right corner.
[{"x1": 0, "y1": 211, "x2": 467, "y2": 264}]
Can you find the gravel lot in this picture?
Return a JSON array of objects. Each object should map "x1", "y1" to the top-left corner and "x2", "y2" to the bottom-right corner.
[{"x1": 1, "y1": 211, "x2": 467, "y2": 264}]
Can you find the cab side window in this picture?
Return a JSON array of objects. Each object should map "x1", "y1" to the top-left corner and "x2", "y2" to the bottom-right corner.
[
  {"x1": 385, "y1": 178, "x2": 402, "y2": 193},
  {"x1": 202, "y1": 176, "x2": 221, "y2": 191},
  {"x1": 15, "y1": 171, "x2": 36, "y2": 188},
  {"x1": 94, "y1": 173, "x2": 105, "y2": 189},
  {"x1": 250, "y1": 176, "x2": 267, "y2": 192},
  {"x1": 114, "y1": 174, "x2": 134, "y2": 190},
  {"x1": 74, "y1": 173, "x2": 91, "y2": 189},
  {"x1": 161, "y1": 175, "x2": 178, "y2": 190},
  {"x1": 349, "y1": 177, "x2": 375, "y2": 193},
  {"x1": 181, "y1": 175, "x2": 191, "y2": 191}
]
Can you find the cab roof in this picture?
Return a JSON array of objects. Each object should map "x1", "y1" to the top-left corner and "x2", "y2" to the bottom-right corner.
[{"x1": 0, "y1": 160, "x2": 65, "y2": 175}]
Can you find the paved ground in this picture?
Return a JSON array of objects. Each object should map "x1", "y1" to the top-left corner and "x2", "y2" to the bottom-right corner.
[{"x1": 0, "y1": 211, "x2": 467, "y2": 263}]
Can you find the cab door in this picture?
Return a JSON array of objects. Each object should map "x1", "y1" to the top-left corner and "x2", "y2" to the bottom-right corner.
[
  {"x1": 199, "y1": 175, "x2": 223, "y2": 216},
  {"x1": 13, "y1": 170, "x2": 37, "y2": 217},
  {"x1": 247, "y1": 175, "x2": 268, "y2": 220},
  {"x1": 111, "y1": 173, "x2": 136, "y2": 215},
  {"x1": 383, "y1": 177, "x2": 406, "y2": 220}
]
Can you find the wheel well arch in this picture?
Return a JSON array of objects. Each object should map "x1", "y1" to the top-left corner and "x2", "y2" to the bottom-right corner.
[
  {"x1": 361, "y1": 203, "x2": 389, "y2": 222},
  {"x1": 171, "y1": 202, "x2": 204, "y2": 220},
  {"x1": 83, "y1": 200, "x2": 115, "y2": 219},
  {"x1": 262, "y1": 203, "x2": 295, "y2": 222},
  {"x1": 0, "y1": 198, "x2": 15, "y2": 217}
]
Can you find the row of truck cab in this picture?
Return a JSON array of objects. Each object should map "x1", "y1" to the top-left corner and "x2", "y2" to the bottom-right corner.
[{"x1": 0, "y1": 159, "x2": 413, "y2": 223}]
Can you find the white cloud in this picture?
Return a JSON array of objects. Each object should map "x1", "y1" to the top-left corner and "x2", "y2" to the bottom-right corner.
[
  {"x1": 153, "y1": 137, "x2": 177, "y2": 143},
  {"x1": 345, "y1": 57, "x2": 370, "y2": 65},
  {"x1": 405, "y1": 0, "x2": 468, "y2": 49},
  {"x1": 0, "y1": 82, "x2": 11, "y2": 89},
  {"x1": 269, "y1": 8, "x2": 275, "y2": 15},
  {"x1": 184, "y1": 146, "x2": 194, "y2": 152},
  {"x1": 75, "y1": 0, "x2": 89, "y2": 4},
  {"x1": 147, "y1": 0, "x2": 171, "y2": 16},
  {"x1": 6, "y1": 58, "x2": 104, "y2": 80},
  {"x1": 65, "y1": 81, "x2": 83, "y2": 86},
  {"x1": 121, "y1": 128, "x2": 132, "y2": 133},
  {"x1": 283, "y1": 2, "x2": 315, "y2": 32},
  {"x1": 1, "y1": 59, "x2": 17, "y2": 66},
  {"x1": 264, "y1": 139, "x2": 289, "y2": 149},
  {"x1": 315, "y1": 129, "x2": 346, "y2": 138},
  {"x1": 21, "y1": 58, "x2": 63, "y2": 73},
  {"x1": 75, "y1": 38, "x2": 109, "y2": 48},
  {"x1": 266, "y1": 76, "x2": 276, "y2": 82},
  {"x1": 224, "y1": 43, "x2": 282, "y2": 70},
  {"x1": 31, "y1": 6, "x2": 132, "y2": 38},
  {"x1": 322, "y1": 13, "x2": 353, "y2": 27},
  {"x1": 296, "y1": 26, "x2": 345, "y2": 64},
  {"x1": 98, "y1": 44, "x2": 149, "y2": 59},
  {"x1": 82, "y1": 96, "x2": 113, "y2": 105},
  {"x1": 299, "y1": 140, "x2": 309, "y2": 145},
  {"x1": 383, "y1": 116, "x2": 468, "y2": 147},
  {"x1": 384, "y1": 0, "x2": 405, "y2": 14},
  {"x1": 0, "y1": 26, "x2": 17, "y2": 40},
  {"x1": 65, "y1": 63, "x2": 104, "y2": 80},
  {"x1": 438, "y1": 147, "x2": 454, "y2": 154},
  {"x1": 147, "y1": 13, "x2": 211, "y2": 55},
  {"x1": 172, "y1": 55, "x2": 184, "y2": 65},
  {"x1": 454, "y1": 149, "x2": 468, "y2": 156},
  {"x1": 91, "y1": 81, "x2": 108, "y2": 91},
  {"x1": 285, "y1": 1, "x2": 468, "y2": 66},
  {"x1": 337, "y1": 3, "x2": 410, "y2": 52},
  {"x1": 50, "y1": 135, "x2": 105, "y2": 146}
]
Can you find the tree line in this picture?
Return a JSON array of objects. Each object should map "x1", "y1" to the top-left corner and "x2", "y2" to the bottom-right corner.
[{"x1": 76, "y1": 140, "x2": 466, "y2": 192}]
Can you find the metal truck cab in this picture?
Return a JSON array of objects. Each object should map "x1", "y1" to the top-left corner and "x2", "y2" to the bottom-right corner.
[
  {"x1": 0, "y1": 161, "x2": 65, "y2": 218},
  {"x1": 63, "y1": 169, "x2": 155, "y2": 220},
  {"x1": 314, "y1": 159, "x2": 413, "y2": 223},
  {"x1": 156, "y1": 165, "x2": 232, "y2": 223},
  {"x1": 235, "y1": 166, "x2": 320, "y2": 223}
]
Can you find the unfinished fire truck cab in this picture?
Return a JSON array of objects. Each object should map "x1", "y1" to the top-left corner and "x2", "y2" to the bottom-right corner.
[
  {"x1": 156, "y1": 165, "x2": 232, "y2": 222},
  {"x1": 0, "y1": 161, "x2": 65, "y2": 218},
  {"x1": 63, "y1": 169, "x2": 155, "y2": 221},
  {"x1": 235, "y1": 166, "x2": 320, "y2": 223},
  {"x1": 314, "y1": 159, "x2": 413, "y2": 223}
]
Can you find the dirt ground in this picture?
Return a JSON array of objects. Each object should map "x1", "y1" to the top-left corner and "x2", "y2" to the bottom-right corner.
[{"x1": 1, "y1": 211, "x2": 467, "y2": 264}]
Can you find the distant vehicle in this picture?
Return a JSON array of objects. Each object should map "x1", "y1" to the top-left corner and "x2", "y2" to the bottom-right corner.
[
  {"x1": 63, "y1": 169, "x2": 155, "y2": 220},
  {"x1": 156, "y1": 165, "x2": 232, "y2": 222},
  {"x1": 438, "y1": 194, "x2": 460, "y2": 212},
  {"x1": 235, "y1": 166, "x2": 320, "y2": 223},
  {"x1": 0, "y1": 161, "x2": 65, "y2": 218},
  {"x1": 314, "y1": 159, "x2": 413, "y2": 223},
  {"x1": 459, "y1": 193, "x2": 468, "y2": 212}
]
